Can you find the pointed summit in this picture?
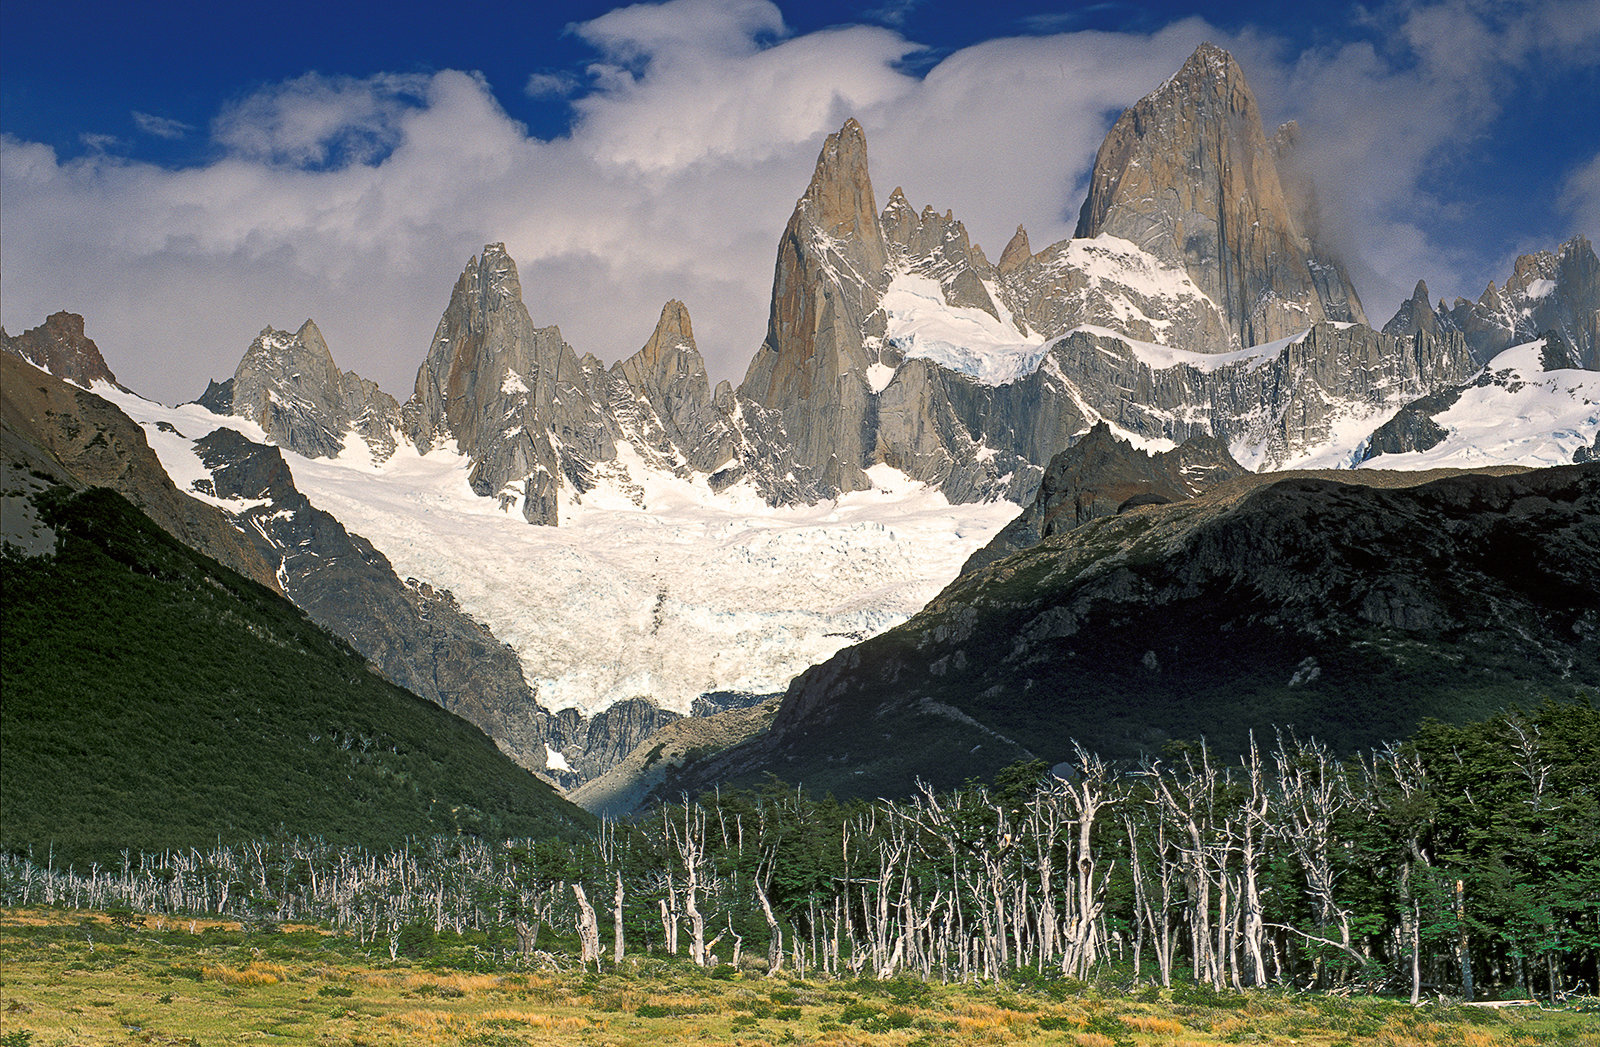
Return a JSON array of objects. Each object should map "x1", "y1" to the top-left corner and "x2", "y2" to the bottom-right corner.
[
  {"x1": 224, "y1": 319, "x2": 401, "y2": 460},
  {"x1": 738, "y1": 119, "x2": 891, "y2": 495},
  {"x1": 796, "y1": 118, "x2": 886, "y2": 276},
  {"x1": 1383, "y1": 280, "x2": 1440, "y2": 338},
  {"x1": 997, "y1": 225, "x2": 1033, "y2": 275},
  {"x1": 617, "y1": 299, "x2": 706, "y2": 401},
  {"x1": 614, "y1": 300, "x2": 736, "y2": 474},
  {"x1": 1074, "y1": 42, "x2": 1365, "y2": 347}
]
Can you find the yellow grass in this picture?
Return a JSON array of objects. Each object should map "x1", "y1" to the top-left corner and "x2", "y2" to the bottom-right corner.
[
  {"x1": 1124, "y1": 1013, "x2": 1188, "y2": 1035},
  {"x1": 201, "y1": 960, "x2": 291, "y2": 984}
]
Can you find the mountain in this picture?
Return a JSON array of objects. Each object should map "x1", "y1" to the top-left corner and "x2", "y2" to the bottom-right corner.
[
  {"x1": 1385, "y1": 237, "x2": 1599, "y2": 368},
  {"x1": 1355, "y1": 333, "x2": 1600, "y2": 467},
  {"x1": 1073, "y1": 44, "x2": 1366, "y2": 346},
  {"x1": 1, "y1": 454, "x2": 589, "y2": 868},
  {"x1": 0, "y1": 348, "x2": 278, "y2": 590},
  {"x1": 9, "y1": 41, "x2": 1590, "y2": 806},
  {"x1": 200, "y1": 319, "x2": 403, "y2": 461},
  {"x1": 0, "y1": 311, "x2": 126, "y2": 391},
  {"x1": 661, "y1": 462, "x2": 1599, "y2": 801}
]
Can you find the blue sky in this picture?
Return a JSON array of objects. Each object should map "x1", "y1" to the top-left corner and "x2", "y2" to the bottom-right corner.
[{"x1": 3, "y1": 0, "x2": 1597, "y2": 401}]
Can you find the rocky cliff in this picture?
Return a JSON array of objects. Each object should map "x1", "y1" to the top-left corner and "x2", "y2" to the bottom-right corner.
[
  {"x1": 189, "y1": 426, "x2": 554, "y2": 769},
  {"x1": 218, "y1": 320, "x2": 402, "y2": 461},
  {"x1": 1073, "y1": 43, "x2": 1366, "y2": 347},
  {"x1": 0, "y1": 311, "x2": 125, "y2": 391},
  {"x1": 1387, "y1": 236, "x2": 1600, "y2": 369},
  {"x1": 1, "y1": 349, "x2": 279, "y2": 590},
  {"x1": 962, "y1": 422, "x2": 1246, "y2": 574},
  {"x1": 737, "y1": 118, "x2": 887, "y2": 496}
]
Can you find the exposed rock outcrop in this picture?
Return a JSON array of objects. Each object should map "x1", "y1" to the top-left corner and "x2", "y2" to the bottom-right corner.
[
  {"x1": 667, "y1": 464, "x2": 1596, "y2": 800},
  {"x1": 1073, "y1": 43, "x2": 1367, "y2": 347},
  {"x1": 0, "y1": 312, "x2": 124, "y2": 391},
  {"x1": 1357, "y1": 331, "x2": 1600, "y2": 466},
  {"x1": 962, "y1": 423, "x2": 1246, "y2": 574},
  {"x1": 1428, "y1": 236, "x2": 1600, "y2": 367},
  {"x1": 189, "y1": 426, "x2": 552, "y2": 769},
  {"x1": 738, "y1": 118, "x2": 887, "y2": 495},
  {"x1": 224, "y1": 320, "x2": 402, "y2": 460},
  {"x1": 0, "y1": 351, "x2": 279, "y2": 590},
  {"x1": 404, "y1": 243, "x2": 617, "y2": 524}
]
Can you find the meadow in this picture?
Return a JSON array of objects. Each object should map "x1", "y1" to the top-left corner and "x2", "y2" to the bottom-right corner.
[{"x1": 3, "y1": 908, "x2": 1597, "y2": 1047}]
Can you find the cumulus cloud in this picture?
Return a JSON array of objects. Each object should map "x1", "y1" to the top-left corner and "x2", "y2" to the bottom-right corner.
[{"x1": 1, "y1": 0, "x2": 1594, "y2": 405}]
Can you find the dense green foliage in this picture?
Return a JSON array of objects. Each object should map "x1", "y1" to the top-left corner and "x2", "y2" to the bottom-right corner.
[{"x1": 1, "y1": 485, "x2": 590, "y2": 866}]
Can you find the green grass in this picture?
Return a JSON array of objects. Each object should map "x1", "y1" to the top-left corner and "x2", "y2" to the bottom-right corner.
[
  {"x1": 2, "y1": 907, "x2": 1596, "y2": 1046},
  {"x1": 2, "y1": 485, "x2": 590, "y2": 868}
]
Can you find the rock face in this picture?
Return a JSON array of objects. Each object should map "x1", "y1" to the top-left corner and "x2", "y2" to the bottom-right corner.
[
  {"x1": 225, "y1": 320, "x2": 402, "y2": 461},
  {"x1": 188, "y1": 426, "x2": 552, "y2": 768},
  {"x1": 738, "y1": 118, "x2": 887, "y2": 496},
  {"x1": 1073, "y1": 43, "x2": 1367, "y2": 347},
  {"x1": 0, "y1": 312, "x2": 124, "y2": 391},
  {"x1": 669, "y1": 464, "x2": 1599, "y2": 801},
  {"x1": 404, "y1": 244, "x2": 614, "y2": 524},
  {"x1": 0, "y1": 351, "x2": 279, "y2": 591},
  {"x1": 1392, "y1": 236, "x2": 1600, "y2": 368},
  {"x1": 540, "y1": 697, "x2": 683, "y2": 788},
  {"x1": 962, "y1": 423, "x2": 1246, "y2": 574}
]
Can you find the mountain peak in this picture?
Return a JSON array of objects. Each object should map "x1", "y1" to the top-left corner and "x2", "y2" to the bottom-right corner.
[
  {"x1": 1073, "y1": 43, "x2": 1365, "y2": 346},
  {"x1": 799, "y1": 119, "x2": 884, "y2": 256},
  {"x1": 997, "y1": 225, "x2": 1033, "y2": 274},
  {"x1": 226, "y1": 317, "x2": 399, "y2": 460},
  {"x1": 0, "y1": 311, "x2": 122, "y2": 390},
  {"x1": 636, "y1": 299, "x2": 697, "y2": 368}
]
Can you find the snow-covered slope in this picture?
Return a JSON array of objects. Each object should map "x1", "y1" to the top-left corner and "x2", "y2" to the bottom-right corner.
[
  {"x1": 878, "y1": 273, "x2": 1046, "y2": 386},
  {"x1": 1354, "y1": 339, "x2": 1600, "y2": 469},
  {"x1": 97, "y1": 385, "x2": 1014, "y2": 716}
]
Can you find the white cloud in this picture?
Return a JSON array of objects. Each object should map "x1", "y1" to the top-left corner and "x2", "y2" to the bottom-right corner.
[
  {"x1": 132, "y1": 112, "x2": 193, "y2": 140},
  {"x1": 1561, "y1": 151, "x2": 1600, "y2": 244},
  {"x1": 1248, "y1": 0, "x2": 1600, "y2": 320},
  {"x1": 524, "y1": 71, "x2": 581, "y2": 98},
  {"x1": 2, "y1": 0, "x2": 1595, "y2": 406},
  {"x1": 212, "y1": 72, "x2": 432, "y2": 167}
]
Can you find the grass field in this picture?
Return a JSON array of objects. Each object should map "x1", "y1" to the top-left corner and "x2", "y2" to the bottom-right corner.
[{"x1": 2, "y1": 908, "x2": 1597, "y2": 1046}]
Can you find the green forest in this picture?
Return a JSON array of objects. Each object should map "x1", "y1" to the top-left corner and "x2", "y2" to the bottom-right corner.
[
  {"x1": 1, "y1": 484, "x2": 589, "y2": 864},
  {"x1": 4, "y1": 701, "x2": 1594, "y2": 1004}
]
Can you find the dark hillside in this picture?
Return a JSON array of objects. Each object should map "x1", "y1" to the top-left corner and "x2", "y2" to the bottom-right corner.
[
  {"x1": 1, "y1": 484, "x2": 590, "y2": 867},
  {"x1": 665, "y1": 465, "x2": 1600, "y2": 802}
]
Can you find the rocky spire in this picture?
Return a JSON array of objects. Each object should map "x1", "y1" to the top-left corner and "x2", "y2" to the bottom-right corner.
[
  {"x1": 405, "y1": 243, "x2": 614, "y2": 524},
  {"x1": 737, "y1": 118, "x2": 891, "y2": 494},
  {"x1": 0, "y1": 311, "x2": 123, "y2": 390},
  {"x1": 1073, "y1": 42, "x2": 1366, "y2": 347},
  {"x1": 614, "y1": 300, "x2": 735, "y2": 473},
  {"x1": 1382, "y1": 280, "x2": 1441, "y2": 338},
  {"x1": 215, "y1": 319, "x2": 401, "y2": 461},
  {"x1": 997, "y1": 226, "x2": 1033, "y2": 275},
  {"x1": 1441, "y1": 235, "x2": 1599, "y2": 367}
]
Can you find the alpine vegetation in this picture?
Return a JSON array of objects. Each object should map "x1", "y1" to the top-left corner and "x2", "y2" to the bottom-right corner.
[{"x1": 4, "y1": 704, "x2": 1594, "y2": 1004}]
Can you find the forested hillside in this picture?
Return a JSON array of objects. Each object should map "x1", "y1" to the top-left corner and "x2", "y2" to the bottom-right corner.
[{"x1": 2, "y1": 483, "x2": 591, "y2": 866}]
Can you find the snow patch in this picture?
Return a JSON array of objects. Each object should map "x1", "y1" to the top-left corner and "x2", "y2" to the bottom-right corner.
[
  {"x1": 1069, "y1": 325, "x2": 1305, "y2": 373},
  {"x1": 1524, "y1": 278, "x2": 1557, "y2": 301},
  {"x1": 880, "y1": 273, "x2": 1048, "y2": 386}
]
